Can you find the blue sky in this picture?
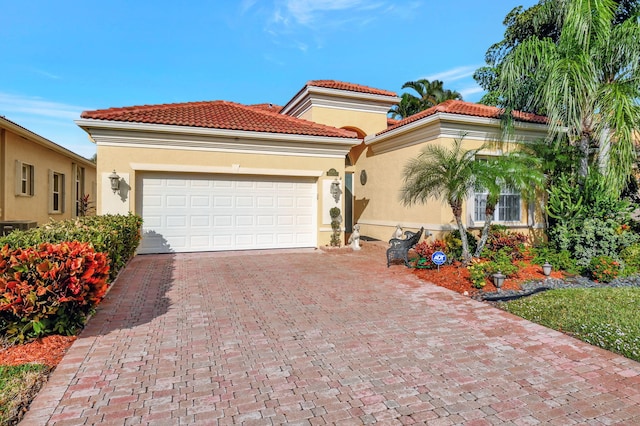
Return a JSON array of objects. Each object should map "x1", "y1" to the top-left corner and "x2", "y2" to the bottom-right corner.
[{"x1": 1, "y1": 0, "x2": 536, "y2": 158}]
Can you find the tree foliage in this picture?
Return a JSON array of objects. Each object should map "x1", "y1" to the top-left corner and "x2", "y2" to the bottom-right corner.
[
  {"x1": 389, "y1": 79, "x2": 462, "y2": 119},
  {"x1": 496, "y1": 0, "x2": 640, "y2": 193}
]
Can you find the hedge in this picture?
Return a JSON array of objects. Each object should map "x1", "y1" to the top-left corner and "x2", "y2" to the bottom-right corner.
[{"x1": 0, "y1": 214, "x2": 142, "y2": 282}]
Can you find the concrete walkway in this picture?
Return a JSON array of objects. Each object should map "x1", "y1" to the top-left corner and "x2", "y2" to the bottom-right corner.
[{"x1": 21, "y1": 243, "x2": 640, "y2": 425}]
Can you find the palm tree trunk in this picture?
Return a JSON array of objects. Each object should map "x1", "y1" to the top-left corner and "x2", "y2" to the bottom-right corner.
[
  {"x1": 475, "y1": 205, "x2": 496, "y2": 257},
  {"x1": 578, "y1": 134, "x2": 590, "y2": 178},
  {"x1": 451, "y1": 202, "x2": 471, "y2": 264}
]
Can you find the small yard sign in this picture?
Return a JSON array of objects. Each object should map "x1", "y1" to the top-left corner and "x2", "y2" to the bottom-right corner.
[{"x1": 431, "y1": 251, "x2": 447, "y2": 271}]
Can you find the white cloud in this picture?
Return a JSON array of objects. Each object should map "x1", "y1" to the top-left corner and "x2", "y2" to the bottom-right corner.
[
  {"x1": 425, "y1": 65, "x2": 481, "y2": 83},
  {"x1": 284, "y1": 0, "x2": 374, "y2": 25},
  {"x1": 459, "y1": 86, "x2": 484, "y2": 99},
  {"x1": 0, "y1": 93, "x2": 95, "y2": 158},
  {"x1": 0, "y1": 93, "x2": 88, "y2": 120}
]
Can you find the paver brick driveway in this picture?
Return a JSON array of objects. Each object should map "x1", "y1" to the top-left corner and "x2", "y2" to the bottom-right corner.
[{"x1": 22, "y1": 243, "x2": 640, "y2": 425}]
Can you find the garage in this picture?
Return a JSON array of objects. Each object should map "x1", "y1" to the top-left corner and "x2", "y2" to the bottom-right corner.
[{"x1": 137, "y1": 173, "x2": 317, "y2": 254}]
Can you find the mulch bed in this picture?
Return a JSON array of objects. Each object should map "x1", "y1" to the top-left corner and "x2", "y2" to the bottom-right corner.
[
  {"x1": 412, "y1": 261, "x2": 565, "y2": 297},
  {"x1": 0, "y1": 335, "x2": 76, "y2": 368}
]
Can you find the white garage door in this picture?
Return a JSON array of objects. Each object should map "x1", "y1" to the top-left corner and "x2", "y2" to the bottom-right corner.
[{"x1": 137, "y1": 173, "x2": 317, "y2": 254}]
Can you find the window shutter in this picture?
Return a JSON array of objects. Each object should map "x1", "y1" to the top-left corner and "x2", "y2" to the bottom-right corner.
[
  {"x1": 71, "y1": 164, "x2": 78, "y2": 217},
  {"x1": 61, "y1": 174, "x2": 66, "y2": 213},
  {"x1": 15, "y1": 160, "x2": 22, "y2": 195},
  {"x1": 29, "y1": 166, "x2": 35, "y2": 196},
  {"x1": 48, "y1": 169, "x2": 54, "y2": 213}
]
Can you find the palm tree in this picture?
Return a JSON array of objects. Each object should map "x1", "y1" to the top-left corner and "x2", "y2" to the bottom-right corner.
[
  {"x1": 388, "y1": 93, "x2": 421, "y2": 120},
  {"x1": 499, "y1": 0, "x2": 640, "y2": 194},
  {"x1": 389, "y1": 79, "x2": 463, "y2": 119},
  {"x1": 400, "y1": 137, "x2": 479, "y2": 264},
  {"x1": 473, "y1": 152, "x2": 546, "y2": 256}
]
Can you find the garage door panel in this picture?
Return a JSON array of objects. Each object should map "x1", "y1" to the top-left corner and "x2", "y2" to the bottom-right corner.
[
  {"x1": 190, "y1": 216, "x2": 210, "y2": 227},
  {"x1": 166, "y1": 216, "x2": 187, "y2": 227},
  {"x1": 139, "y1": 173, "x2": 317, "y2": 254},
  {"x1": 236, "y1": 197, "x2": 254, "y2": 208},
  {"x1": 236, "y1": 216, "x2": 254, "y2": 226},
  {"x1": 213, "y1": 216, "x2": 233, "y2": 227}
]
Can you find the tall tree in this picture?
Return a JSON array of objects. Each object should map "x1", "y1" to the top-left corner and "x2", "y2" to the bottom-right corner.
[
  {"x1": 389, "y1": 79, "x2": 462, "y2": 119},
  {"x1": 498, "y1": 0, "x2": 640, "y2": 193},
  {"x1": 474, "y1": 0, "x2": 639, "y2": 113},
  {"x1": 400, "y1": 137, "x2": 479, "y2": 264}
]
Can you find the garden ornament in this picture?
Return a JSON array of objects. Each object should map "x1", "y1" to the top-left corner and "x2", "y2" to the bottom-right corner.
[
  {"x1": 393, "y1": 225, "x2": 403, "y2": 240},
  {"x1": 348, "y1": 224, "x2": 361, "y2": 250},
  {"x1": 330, "y1": 178, "x2": 342, "y2": 203}
]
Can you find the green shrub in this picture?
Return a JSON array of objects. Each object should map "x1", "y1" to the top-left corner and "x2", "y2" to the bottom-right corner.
[
  {"x1": 0, "y1": 242, "x2": 110, "y2": 343},
  {"x1": 444, "y1": 230, "x2": 478, "y2": 261},
  {"x1": 551, "y1": 217, "x2": 639, "y2": 269},
  {"x1": 468, "y1": 261, "x2": 489, "y2": 288},
  {"x1": 588, "y1": 255, "x2": 621, "y2": 283},
  {"x1": 467, "y1": 251, "x2": 519, "y2": 289},
  {"x1": 0, "y1": 214, "x2": 142, "y2": 282},
  {"x1": 620, "y1": 244, "x2": 640, "y2": 276},
  {"x1": 528, "y1": 245, "x2": 580, "y2": 275}
]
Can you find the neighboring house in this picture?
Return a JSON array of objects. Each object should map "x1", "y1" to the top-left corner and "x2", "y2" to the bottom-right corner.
[
  {"x1": 0, "y1": 116, "x2": 97, "y2": 231},
  {"x1": 76, "y1": 80, "x2": 548, "y2": 254}
]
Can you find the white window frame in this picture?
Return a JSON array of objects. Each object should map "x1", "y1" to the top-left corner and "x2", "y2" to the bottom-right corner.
[
  {"x1": 473, "y1": 186, "x2": 522, "y2": 223},
  {"x1": 16, "y1": 161, "x2": 35, "y2": 196},
  {"x1": 470, "y1": 156, "x2": 522, "y2": 226},
  {"x1": 49, "y1": 170, "x2": 65, "y2": 214}
]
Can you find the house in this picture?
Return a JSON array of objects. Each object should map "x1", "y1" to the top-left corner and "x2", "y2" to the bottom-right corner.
[
  {"x1": 0, "y1": 116, "x2": 97, "y2": 233},
  {"x1": 76, "y1": 80, "x2": 548, "y2": 254}
]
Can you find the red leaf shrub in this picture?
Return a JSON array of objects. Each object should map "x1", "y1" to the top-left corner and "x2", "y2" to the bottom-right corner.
[
  {"x1": 0, "y1": 242, "x2": 109, "y2": 342},
  {"x1": 414, "y1": 239, "x2": 448, "y2": 268},
  {"x1": 485, "y1": 226, "x2": 528, "y2": 259}
]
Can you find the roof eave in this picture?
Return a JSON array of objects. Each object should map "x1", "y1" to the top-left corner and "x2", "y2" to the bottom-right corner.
[{"x1": 1, "y1": 116, "x2": 95, "y2": 167}]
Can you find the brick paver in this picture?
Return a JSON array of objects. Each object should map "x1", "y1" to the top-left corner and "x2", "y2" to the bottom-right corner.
[{"x1": 21, "y1": 243, "x2": 640, "y2": 425}]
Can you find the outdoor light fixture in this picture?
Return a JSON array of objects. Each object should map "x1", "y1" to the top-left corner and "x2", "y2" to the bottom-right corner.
[
  {"x1": 542, "y1": 262, "x2": 552, "y2": 277},
  {"x1": 109, "y1": 170, "x2": 121, "y2": 194},
  {"x1": 492, "y1": 271, "x2": 505, "y2": 292}
]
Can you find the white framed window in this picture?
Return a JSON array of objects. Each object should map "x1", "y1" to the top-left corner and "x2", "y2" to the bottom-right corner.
[
  {"x1": 15, "y1": 161, "x2": 35, "y2": 196},
  {"x1": 49, "y1": 170, "x2": 65, "y2": 214},
  {"x1": 474, "y1": 186, "x2": 521, "y2": 222},
  {"x1": 472, "y1": 156, "x2": 522, "y2": 223}
]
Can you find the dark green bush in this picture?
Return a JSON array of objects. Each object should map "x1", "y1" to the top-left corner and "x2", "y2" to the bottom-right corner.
[
  {"x1": 444, "y1": 230, "x2": 478, "y2": 261},
  {"x1": 528, "y1": 245, "x2": 581, "y2": 275},
  {"x1": 0, "y1": 214, "x2": 142, "y2": 282}
]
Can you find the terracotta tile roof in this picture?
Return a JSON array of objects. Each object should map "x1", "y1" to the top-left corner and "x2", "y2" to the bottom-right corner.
[
  {"x1": 308, "y1": 80, "x2": 397, "y2": 97},
  {"x1": 250, "y1": 103, "x2": 283, "y2": 113},
  {"x1": 387, "y1": 118, "x2": 400, "y2": 127},
  {"x1": 81, "y1": 100, "x2": 358, "y2": 138},
  {"x1": 378, "y1": 100, "x2": 548, "y2": 135}
]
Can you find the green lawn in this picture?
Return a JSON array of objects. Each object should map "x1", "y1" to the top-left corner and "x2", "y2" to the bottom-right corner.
[
  {"x1": 0, "y1": 364, "x2": 49, "y2": 425},
  {"x1": 500, "y1": 287, "x2": 640, "y2": 362}
]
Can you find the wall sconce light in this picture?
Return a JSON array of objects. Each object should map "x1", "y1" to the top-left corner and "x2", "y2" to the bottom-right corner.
[
  {"x1": 109, "y1": 170, "x2": 120, "y2": 194},
  {"x1": 492, "y1": 271, "x2": 505, "y2": 292},
  {"x1": 330, "y1": 178, "x2": 342, "y2": 204},
  {"x1": 542, "y1": 262, "x2": 552, "y2": 277}
]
